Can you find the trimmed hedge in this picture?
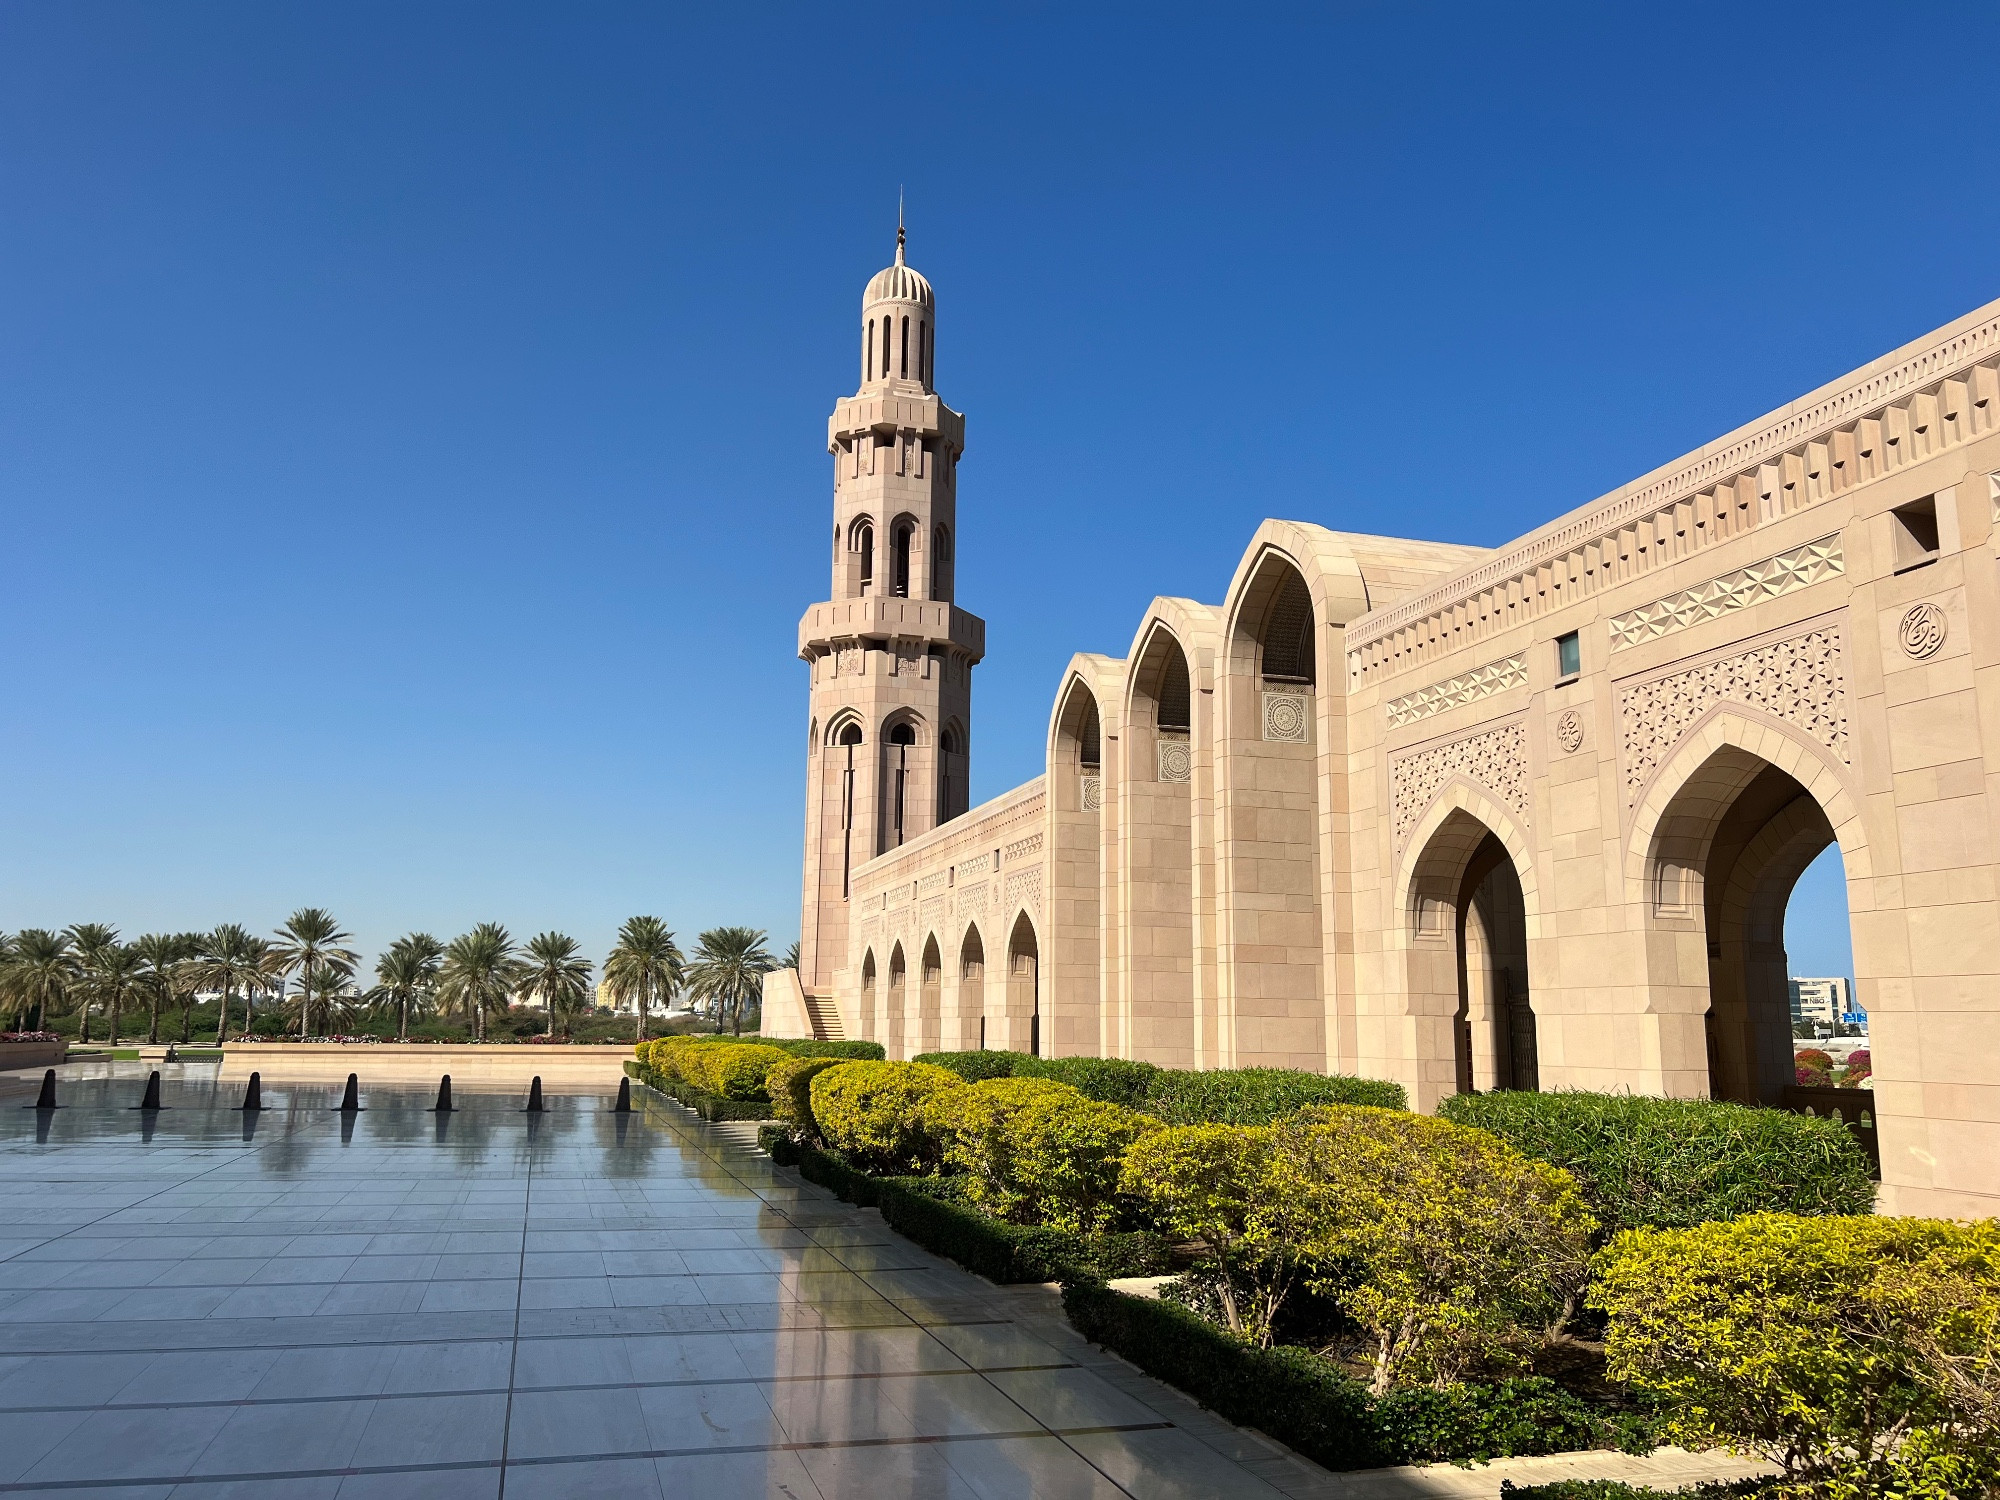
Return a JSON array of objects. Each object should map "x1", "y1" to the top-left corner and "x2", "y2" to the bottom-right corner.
[
  {"x1": 760, "y1": 1130, "x2": 1171, "y2": 1282},
  {"x1": 766, "y1": 1055, "x2": 844, "y2": 1125},
  {"x1": 1016, "y1": 1056, "x2": 1161, "y2": 1109},
  {"x1": 912, "y1": 1051, "x2": 1407, "y2": 1119},
  {"x1": 915, "y1": 1050, "x2": 1031, "y2": 1082},
  {"x1": 667, "y1": 1035, "x2": 885, "y2": 1061},
  {"x1": 1063, "y1": 1280, "x2": 1661, "y2": 1472},
  {"x1": 1146, "y1": 1066, "x2": 1406, "y2": 1123},
  {"x1": 1497, "y1": 1484, "x2": 1769, "y2": 1500},
  {"x1": 626, "y1": 1059, "x2": 773, "y2": 1121},
  {"x1": 1438, "y1": 1090, "x2": 1875, "y2": 1238},
  {"x1": 676, "y1": 1042, "x2": 787, "y2": 1100}
]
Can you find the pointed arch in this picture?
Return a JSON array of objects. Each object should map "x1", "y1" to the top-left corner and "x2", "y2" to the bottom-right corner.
[
  {"x1": 918, "y1": 934, "x2": 943, "y2": 1055},
  {"x1": 958, "y1": 921, "x2": 987, "y2": 1050},
  {"x1": 886, "y1": 941, "x2": 908, "y2": 1059},
  {"x1": 1007, "y1": 911, "x2": 1041, "y2": 1057}
]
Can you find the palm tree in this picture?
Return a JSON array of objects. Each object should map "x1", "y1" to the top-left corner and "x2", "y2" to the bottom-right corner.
[
  {"x1": 80, "y1": 943, "x2": 147, "y2": 1047},
  {"x1": 2, "y1": 930, "x2": 79, "y2": 1033},
  {"x1": 782, "y1": 940, "x2": 801, "y2": 971},
  {"x1": 271, "y1": 910, "x2": 359, "y2": 1041},
  {"x1": 686, "y1": 927, "x2": 775, "y2": 1036},
  {"x1": 518, "y1": 932, "x2": 592, "y2": 1037},
  {"x1": 172, "y1": 933, "x2": 207, "y2": 1040},
  {"x1": 436, "y1": 923, "x2": 520, "y2": 1042},
  {"x1": 603, "y1": 916, "x2": 683, "y2": 1043},
  {"x1": 295, "y1": 962, "x2": 360, "y2": 1035},
  {"x1": 64, "y1": 924, "x2": 119, "y2": 1042},
  {"x1": 368, "y1": 933, "x2": 443, "y2": 1042},
  {"x1": 194, "y1": 924, "x2": 267, "y2": 1044},
  {"x1": 132, "y1": 933, "x2": 195, "y2": 1045}
]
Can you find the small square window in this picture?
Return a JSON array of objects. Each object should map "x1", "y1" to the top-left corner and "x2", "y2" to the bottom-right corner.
[
  {"x1": 1891, "y1": 496, "x2": 1940, "y2": 573},
  {"x1": 1556, "y1": 631, "x2": 1581, "y2": 680}
]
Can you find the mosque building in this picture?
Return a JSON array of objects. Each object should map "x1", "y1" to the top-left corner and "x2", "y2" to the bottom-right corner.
[{"x1": 765, "y1": 232, "x2": 2000, "y2": 1219}]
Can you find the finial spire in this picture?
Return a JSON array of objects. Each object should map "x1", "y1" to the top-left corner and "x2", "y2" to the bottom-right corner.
[{"x1": 896, "y1": 188, "x2": 905, "y2": 265}]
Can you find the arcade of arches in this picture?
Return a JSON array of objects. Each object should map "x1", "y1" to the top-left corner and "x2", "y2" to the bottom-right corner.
[{"x1": 768, "y1": 238, "x2": 2000, "y2": 1218}]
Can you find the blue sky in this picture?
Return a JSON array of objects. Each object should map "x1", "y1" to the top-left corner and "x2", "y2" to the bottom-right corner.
[{"x1": 5, "y1": 4, "x2": 1991, "y2": 979}]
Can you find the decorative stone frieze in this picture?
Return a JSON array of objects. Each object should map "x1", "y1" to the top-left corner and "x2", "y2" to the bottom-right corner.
[
  {"x1": 1607, "y1": 535, "x2": 1843, "y2": 651},
  {"x1": 1391, "y1": 721, "x2": 1528, "y2": 849},
  {"x1": 1003, "y1": 832, "x2": 1043, "y2": 861},
  {"x1": 1386, "y1": 654, "x2": 1527, "y2": 729},
  {"x1": 1004, "y1": 868, "x2": 1043, "y2": 913},
  {"x1": 1617, "y1": 625, "x2": 1847, "y2": 797}
]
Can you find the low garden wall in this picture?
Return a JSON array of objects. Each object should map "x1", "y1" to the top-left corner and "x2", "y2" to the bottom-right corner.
[
  {"x1": 217, "y1": 1043, "x2": 633, "y2": 1092},
  {"x1": 0, "y1": 1039, "x2": 67, "y2": 1071}
]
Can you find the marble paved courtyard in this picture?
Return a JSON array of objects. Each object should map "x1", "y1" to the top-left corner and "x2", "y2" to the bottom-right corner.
[{"x1": 0, "y1": 1064, "x2": 1323, "y2": 1499}]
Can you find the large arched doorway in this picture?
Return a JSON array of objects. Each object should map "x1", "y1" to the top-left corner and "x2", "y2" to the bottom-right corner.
[
  {"x1": 1407, "y1": 806, "x2": 1536, "y2": 1095},
  {"x1": 1648, "y1": 744, "x2": 1847, "y2": 1106},
  {"x1": 918, "y1": 935, "x2": 943, "y2": 1056},
  {"x1": 1124, "y1": 625, "x2": 1196, "y2": 1065},
  {"x1": 1051, "y1": 676, "x2": 1104, "y2": 1055},
  {"x1": 1007, "y1": 913, "x2": 1041, "y2": 1057},
  {"x1": 958, "y1": 924, "x2": 986, "y2": 1051},
  {"x1": 885, "y1": 942, "x2": 907, "y2": 1059},
  {"x1": 858, "y1": 949, "x2": 877, "y2": 1044}
]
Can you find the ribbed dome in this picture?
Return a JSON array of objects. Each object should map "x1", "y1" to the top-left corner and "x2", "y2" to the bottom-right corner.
[{"x1": 864, "y1": 231, "x2": 933, "y2": 308}]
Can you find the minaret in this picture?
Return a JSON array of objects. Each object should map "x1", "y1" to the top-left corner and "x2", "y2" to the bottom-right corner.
[{"x1": 796, "y1": 226, "x2": 984, "y2": 996}]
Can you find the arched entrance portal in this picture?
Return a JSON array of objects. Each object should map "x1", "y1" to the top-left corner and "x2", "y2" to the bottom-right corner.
[
  {"x1": 1649, "y1": 745, "x2": 1844, "y2": 1106},
  {"x1": 1405, "y1": 805, "x2": 1537, "y2": 1098},
  {"x1": 1455, "y1": 833, "x2": 1536, "y2": 1093},
  {"x1": 1007, "y1": 913, "x2": 1041, "y2": 1057}
]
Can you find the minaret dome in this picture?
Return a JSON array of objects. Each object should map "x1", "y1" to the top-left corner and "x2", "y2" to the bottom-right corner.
[{"x1": 860, "y1": 226, "x2": 935, "y2": 393}]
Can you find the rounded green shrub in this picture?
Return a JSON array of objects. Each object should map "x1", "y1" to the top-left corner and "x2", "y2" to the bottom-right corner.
[
  {"x1": 1593, "y1": 1212, "x2": 2000, "y2": 1496},
  {"x1": 766, "y1": 1055, "x2": 845, "y2": 1125},
  {"x1": 914, "y1": 1049, "x2": 1028, "y2": 1081},
  {"x1": 810, "y1": 1060, "x2": 963, "y2": 1173},
  {"x1": 1437, "y1": 1089, "x2": 1875, "y2": 1238},
  {"x1": 923, "y1": 1076, "x2": 1079, "y2": 1215},
  {"x1": 677, "y1": 1042, "x2": 787, "y2": 1100},
  {"x1": 1000, "y1": 1092, "x2": 1160, "y2": 1235}
]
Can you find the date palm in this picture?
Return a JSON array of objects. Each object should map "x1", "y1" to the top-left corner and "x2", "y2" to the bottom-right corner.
[
  {"x1": 603, "y1": 916, "x2": 682, "y2": 1043},
  {"x1": 518, "y1": 932, "x2": 592, "y2": 1038},
  {"x1": 436, "y1": 923, "x2": 520, "y2": 1042},
  {"x1": 64, "y1": 924, "x2": 119, "y2": 1043},
  {"x1": 132, "y1": 933, "x2": 196, "y2": 1045},
  {"x1": 368, "y1": 933, "x2": 443, "y2": 1042},
  {"x1": 2, "y1": 930, "x2": 79, "y2": 1033},
  {"x1": 194, "y1": 923, "x2": 267, "y2": 1044},
  {"x1": 782, "y1": 940, "x2": 800, "y2": 971},
  {"x1": 295, "y1": 962, "x2": 361, "y2": 1035},
  {"x1": 81, "y1": 942, "x2": 147, "y2": 1047},
  {"x1": 686, "y1": 927, "x2": 775, "y2": 1036},
  {"x1": 271, "y1": 910, "x2": 359, "y2": 1042}
]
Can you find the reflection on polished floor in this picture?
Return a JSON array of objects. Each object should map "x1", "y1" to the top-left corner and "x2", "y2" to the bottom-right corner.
[{"x1": 0, "y1": 1062, "x2": 1310, "y2": 1499}]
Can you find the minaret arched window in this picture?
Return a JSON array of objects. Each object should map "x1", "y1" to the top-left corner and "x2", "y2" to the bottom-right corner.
[
  {"x1": 888, "y1": 722, "x2": 916, "y2": 849},
  {"x1": 931, "y1": 525, "x2": 952, "y2": 601},
  {"x1": 900, "y1": 316, "x2": 909, "y2": 378},
  {"x1": 918, "y1": 320, "x2": 927, "y2": 384},
  {"x1": 836, "y1": 719, "x2": 864, "y2": 895},
  {"x1": 856, "y1": 521, "x2": 875, "y2": 593},
  {"x1": 892, "y1": 523, "x2": 912, "y2": 597},
  {"x1": 865, "y1": 320, "x2": 875, "y2": 384}
]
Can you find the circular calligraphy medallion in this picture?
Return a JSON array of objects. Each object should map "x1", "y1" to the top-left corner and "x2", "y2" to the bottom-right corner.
[{"x1": 1898, "y1": 602, "x2": 1947, "y2": 660}]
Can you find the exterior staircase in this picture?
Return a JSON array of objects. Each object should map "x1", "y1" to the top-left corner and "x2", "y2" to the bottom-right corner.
[{"x1": 802, "y1": 989, "x2": 845, "y2": 1041}]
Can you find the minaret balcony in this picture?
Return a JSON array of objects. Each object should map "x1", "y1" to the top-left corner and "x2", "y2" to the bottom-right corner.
[
  {"x1": 798, "y1": 597, "x2": 985, "y2": 662},
  {"x1": 828, "y1": 393, "x2": 964, "y2": 453}
]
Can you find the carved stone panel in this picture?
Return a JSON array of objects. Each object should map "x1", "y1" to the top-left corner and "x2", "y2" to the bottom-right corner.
[
  {"x1": 1262, "y1": 692, "x2": 1310, "y2": 743},
  {"x1": 1391, "y1": 721, "x2": 1528, "y2": 850},
  {"x1": 1617, "y1": 624, "x2": 1848, "y2": 798},
  {"x1": 1608, "y1": 535, "x2": 1843, "y2": 651},
  {"x1": 1899, "y1": 602, "x2": 1947, "y2": 659},
  {"x1": 1080, "y1": 776, "x2": 1103, "y2": 811},
  {"x1": 1157, "y1": 735, "x2": 1192, "y2": 783},
  {"x1": 1386, "y1": 654, "x2": 1527, "y2": 729}
]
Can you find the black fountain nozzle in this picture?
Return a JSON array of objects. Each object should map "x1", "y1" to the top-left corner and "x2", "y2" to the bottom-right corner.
[
  {"x1": 613, "y1": 1076, "x2": 632, "y2": 1113},
  {"x1": 433, "y1": 1074, "x2": 454, "y2": 1112},
  {"x1": 337, "y1": 1073, "x2": 360, "y2": 1112},
  {"x1": 136, "y1": 1070, "x2": 163, "y2": 1111},
  {"x1": 31, "y1": 1069, "x2": 57, "y2": 1110},
  {"x1": 525, "y1": 1076, "x2": 544, "y2": 1113},
  {"x1": 238, "y1": 1072, "x2": 263, "y2": 1111}
]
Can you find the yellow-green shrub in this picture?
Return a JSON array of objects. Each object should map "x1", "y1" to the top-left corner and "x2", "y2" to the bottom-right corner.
[
  {"x1": 677, "y1": 1042, "x2": 787, "y2": 1101},
  {"x1": 1274, "y1": 1105, "x2": 1594, "y2": 1392},
  {"x1": 767, "y1": 1055, "x2": 845, "y2": 1126},
  {"x1": 1593, "y1": 1213, "x2": 2000, "y2": 1498},
  {"x1": 810, "y1": 1061, "x2": 963, "y2": 1173},
  {"x1": 924, "y1": 1076, "x2": 1079, "y2": 1216},
  {"x1": 999, "y1": 1092, "x2": 1159, "y2": 1235},
  {"x1": 643, "y1": 1036, "x2": 704, "y2": 1080},
  {"x1": 1122, "y1": 1123, "x2": 1295, "y2": 1344}
]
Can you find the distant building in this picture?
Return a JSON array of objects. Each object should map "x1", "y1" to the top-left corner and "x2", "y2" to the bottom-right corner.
[{"x1": 1790, "y1": 977, "x2": 1856, "y2": 1031}]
